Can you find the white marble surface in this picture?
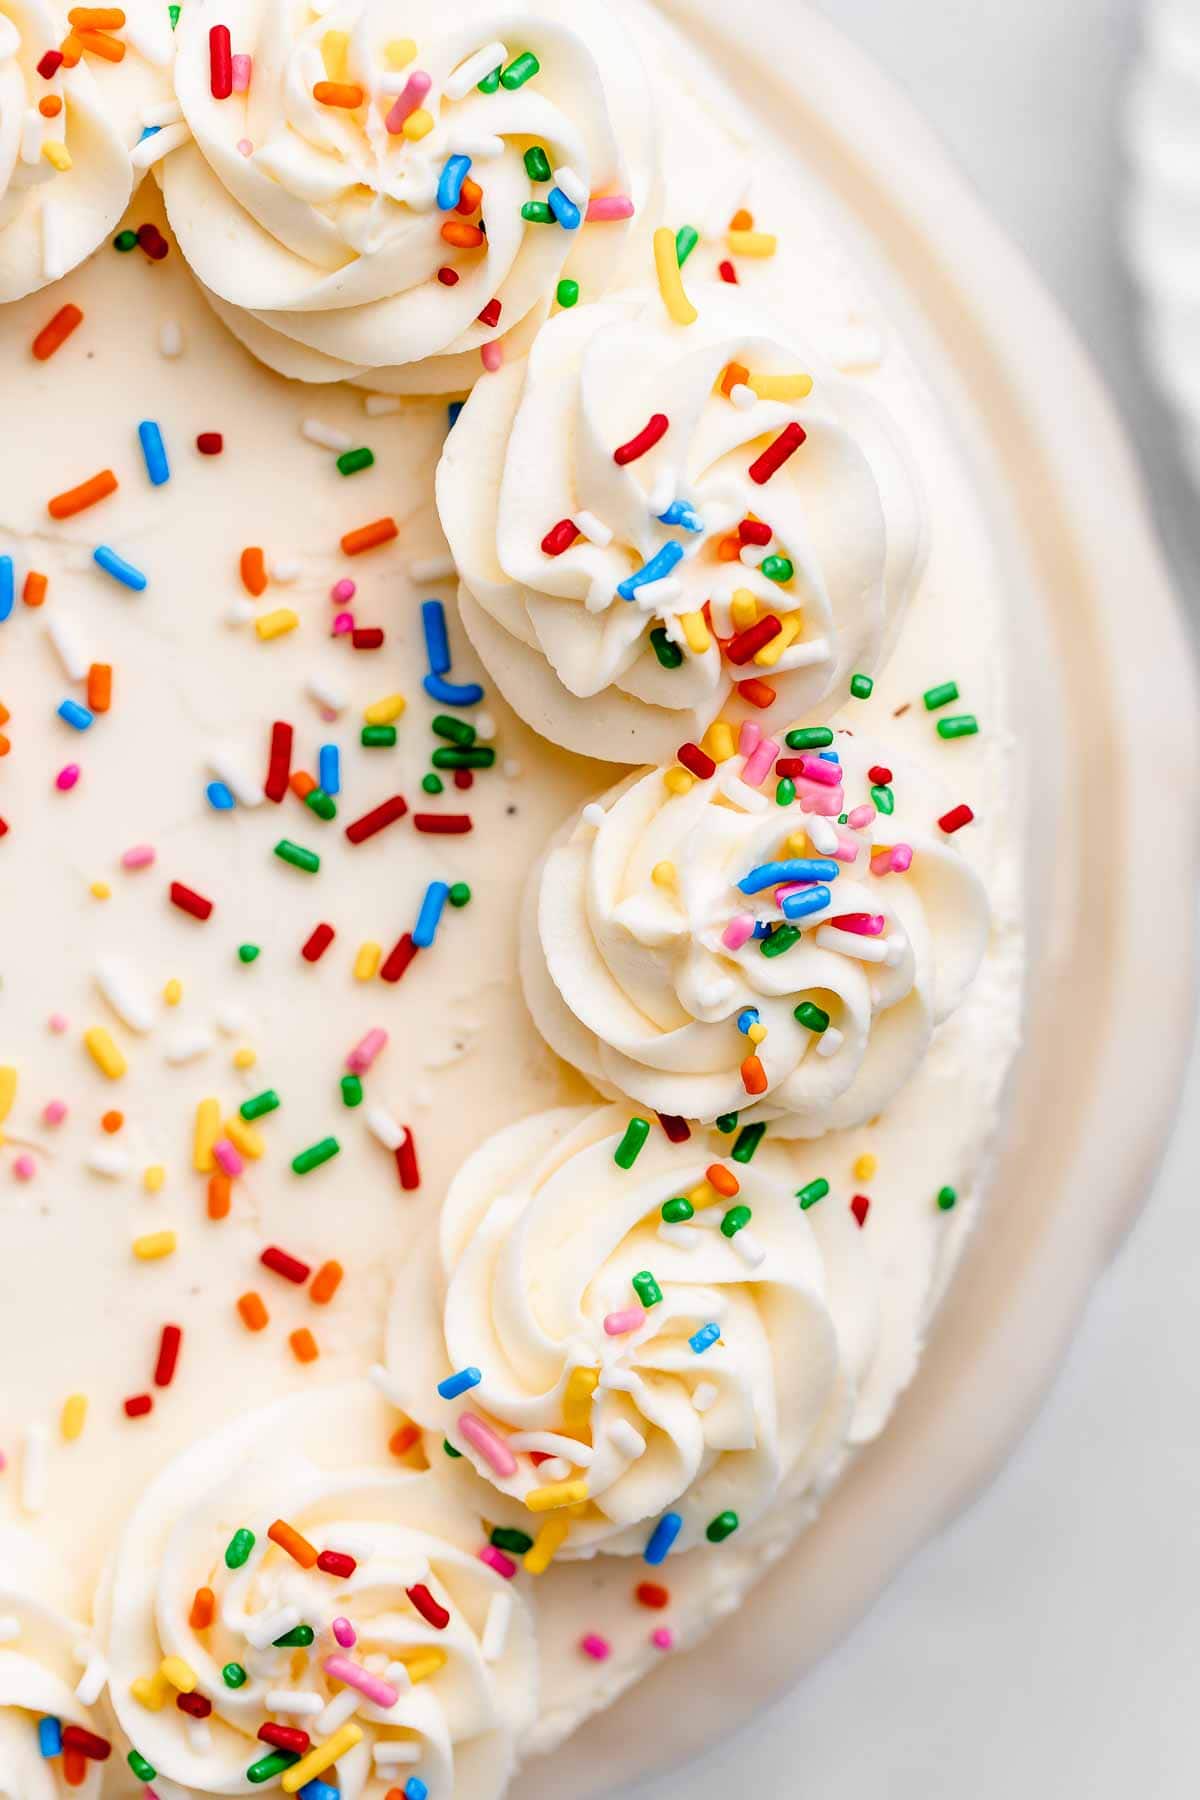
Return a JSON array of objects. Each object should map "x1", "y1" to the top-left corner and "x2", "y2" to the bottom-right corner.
[{"x1": 635, "y1": 2, "x2": 1200, "y2": 1795}]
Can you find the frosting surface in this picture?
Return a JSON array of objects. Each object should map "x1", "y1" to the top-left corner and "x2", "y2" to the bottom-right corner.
[{"x1": 0, "y1": 1529, "x2": 105, "y2": 1798}]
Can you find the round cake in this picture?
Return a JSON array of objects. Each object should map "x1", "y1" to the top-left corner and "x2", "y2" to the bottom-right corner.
[{"x1": 0, "y1": 0, "x2": 1025, "y2": 1794}]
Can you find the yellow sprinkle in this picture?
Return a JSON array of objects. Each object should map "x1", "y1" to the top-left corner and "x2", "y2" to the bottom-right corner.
[
  {"x1": 363, "y1": 694, "x2": 406, "y2": 726},
  {"x1": 525, "y1": 1477, "x2": 588, "y2": 1513},
  {"x1": 143, "y1": 1164, "x2": 165, "y2": 1194},
  {"x1": 0, "y1": 1067, "x2": 16, "y2": 1125},
  {"x1": 747, "y1": 372, "x2": 813, "y2": 401},
  {"x1": 853, "y1": 1153, "x2": 878, "y2": 1181},
  {"x1": 193, "y1": 1097, "x2": 220, "y2": 1172},
  {"x1": 42, "y1": 140, "x2": 71, "y2": 171},
  {"x1": 320, "y1": 27, "x2": 348, "y2": 76},
  {"x1": 354, "y1": 941, "x2": 381, "y2": 981},
  {"x1": 727, "y1": 230, "x2": 777, "y2": 258},
  {"x1": 163, "y1": 979, "x2": 182, "y2": 1006},
  {"x1": 289, "y1": 1649, "x2": 309, "y2": 1682},
  {"x1": 663, "y1": 768, "x2": 694, "y2": 797},
  {"x1": 754, "y1": 613, "x2": 801, "y2": 668},
  {"x1": 687, "y1": 1180, "x2": 719, "y2": 1212},
  {"x1": 61, "y1": 1394, "x2": 88, "y2": 1441},
  {"x1": 89, "y1": 880, "x2": 111, "y2": 900},
  {"x1": 679, "y1": 610, "x2": 711, "y2": 655},
  {"x1": 281, "y1": 1722, "x2": 363, "y2": 1793},
  {"x1": 159, "y1": 1656, "x2": 197, "y2": 1694},
  {"x1": 402, "y1": 107, "x2": 433, "y2": 140},
  {"x1": 84, "y1": 1027, "x2": 126, "y2": 1080},
  {"x1": 651, "y1": 861, "x2": 676, "y2": 890},
  {"x1": 385, "y1": 36, "x2": 416, "y2": 66},
  {"x1": 232, "y1": 1047, "x2": 256, "y2": 1070},
  {"x1": 397, "y1": 1647, "x2": 447, "y2": 1683},
  {"x1": 653, "y1": 225, "x2": 698, "y2": 326},
  {"x1": 255, "y1": 608, "x2": 300, "y2": 641},
  {"x1": 730, "y1": 589, "x2": 759, "y2": 630},
  {"x1": 784, "y1": 831, "x2": 810, "y2": 857},
  {"x1": 130, "y1": 1673, "x2": 169, "y2": 1711},
  {"x1": 524, "y1": 1515, "x2": 570, "y2": 1574},
  {"x1": 223, "y1": 1113, "x2": 264, "y2": 1160},
  {"x1": 748, "y1": 1022, "x2": 768, "y2": 1045},
  {"x1": 133, "y1": 1230, "x2": 176, "y2": 1261},
  {"x1": 562, "y1": 1367, "x2": 599, "y2": 1440},
  {"x1": 702, "y1": 719, "x2": 737, "y2": 764}
]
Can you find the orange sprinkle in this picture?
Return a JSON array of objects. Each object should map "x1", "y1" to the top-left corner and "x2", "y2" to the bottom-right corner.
[
  {"x1": 207, "y1": 1172, "x2": 231, "y2": 1221},
  {"x1": 76, "y1": 27, "x2": 125, "y2": 58},
  {"x1": 237, "y1": 1291, "x2": 268, "y2": 1331},
  {"x1": 100, "y1": 1109, "x2": 123, "y2": 1134},
  {"x1": 33, "y1": 301, "x2": 84, "y2": 361},
  {"x1": 340, "y1": 517, "x2": 397, "y2": 556},
  {"x1": 313, "y1": 79, "x2": 363, "y2": 106},
  {"x1": 440, "y1": 221, "x2": 484, "y2": 249},
  {"x1": 720, "y1": 360, "x2": 750, "y2": 398},
  {"x1": 58, "y1": 33, "x2": 83, "y2": 64},
  {"x1": 290, "y1": 770, "x2": 317, "y2": 801},
  {"x1": 239, "y1": 546, "x2": 267, "y2": 596},
  {"x1": 729, "y1": 207, "x2": 754, "y2": 232},
  {"x1": 737, "y1": 677, "x2": 777, "y2": 710},
  {"x1": 310, "y1": 1259, "x2": 343, "y2": 1304},
  {"x1": 48, "y1": 468, "x2": 117, "y2": 520},
  {"x1": 289, "y1": 1327, "x2": 319, "y2": 1365},
  {"x1": 740, "y1": 1054, "x2": 768, "y2": 1096},
  {"x1": 268, "y1": 1518, "x2": 319, "y2": 1567},
  {"x1": 39, "y1": 94, "x2": 63, "y2": 116},
  {"x1": 68, "y1": 6, "x2": 126, "y2": 23},
  {"x1": 706, "y1": 1163, "x2": 740, "y2": 1198},
  {"x1": 62, "y1": 1745, "x2": 87, "y2": 1787},
  {"x1": 717, "y1": 535, "x2": 742, "y2": 563},
  {"x1": 456, "y1": 176, "x2": 482, "y2": 215},
  {"x1": 0, "y1": 702, "x2": 8, "y2": 726},
  {"x1": 188, "y1": 1586, "x2": 215, "y2": 1630},
  {"x1": 86, "y1": 663, "x2": 112, "y2": 713},
  {"x1": 389, "y1": 1421, "x2": 420, "y2": 1458},
  {"x1": 0, "y1": 735, "x2": 10, "y2": 759},
  {"x1": 23, "y1": 571, "x2": 47, "y2": 607}
]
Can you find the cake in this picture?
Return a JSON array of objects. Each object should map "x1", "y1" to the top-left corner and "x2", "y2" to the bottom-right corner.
[{"x1": 0, "y1": 0, "x2": 1022, "y2": 1793}]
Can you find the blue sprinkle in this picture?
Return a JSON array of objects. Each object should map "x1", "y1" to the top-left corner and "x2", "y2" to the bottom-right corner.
[
  {"x1": 93, "y1": 546, "x2": 147, "y2": 590},
  {"x1": 448, "y1": 400, "x2": 464, "y2": 429},
  {"x1": 818, "y1": 750, "x2": 840, "y2": 764},
  {"x1": 547, "y1": 185, "x2": 582, "y2": 229},
  {"x1": 423, "y1": 672, "x2": 484, "y2": 708},
  {"x1": 657, "y1": 499, "x2": 704, "y2": 533},
  {"x1": 616, "y1": 539, "x2": 684, "y2": 602},
  {"x1": 437, "y1": 152, "x2": 472, "y2": 210},
  {"x1": 751, "y1": 921, "x2": 772, "y2": 939},
  {"x1": 437, "y1": 1366, "x2": 482, "y2": 1400},
  {"x1": 689, "y1": 1323, "x2": 720, "y2": 1355},
  {"x1": 421, "y1": 598, "x2": 451, "y2": 675},
  {"x1": 405, "y1": 1782, "x2": 429, "y2": 1800},
  {"x1": 206, "y1": 781, "x2": 235, "y2": 811},
  {"x1": 413, "y1": 880, "x2": 450, "y2": 949},
  {"x1": 738, "y1": 858, "x2": 840, "y2": 895},
  {"x1": 318, "y1": 743, "x2": 340, "y2": 796},
  {"x1": 0, "y1": 554, "x2": 13, "y2": 623},
  {"x1": 781, "y1": 884, "x2": 832, "y2": 921},
  {"x1": 137, "y1": 419, "x2": 170, "y2": 487},
  {"x1": 38, "y1": 1717, "x2": 62, "y2": 1759},
  {"x1": 57, "y1": 699, "x2": 94, "y2": 731},
  {"x1": 137, "y1": 124, "x2": 162, "y2": 141},
  {"x1": 299, "y1": 1783, "x2": 340, "y2": 1800},
  {"x1": 736, "y1": 1008, "x2": 759, "y2": 1036},
  {"x1": 644, "y1": 1512, "x2": 683, "y2": 1566}
]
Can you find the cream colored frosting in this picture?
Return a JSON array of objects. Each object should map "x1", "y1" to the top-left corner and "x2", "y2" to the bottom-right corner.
[
  {"x1": 521, "y1": 732, "x2": 989, "y2": 1134},
  {"x1": 158, "y1": 0, "x2": 659, "y2": 391},
  {"x1": 100, "y1": 1387, "x2": 537, "y2": 1798},
  {"x1": 439, "y1": 285, "x2": 927, "y2": 763},
  {"x1": 0, "y1": 1529, "x2": 105, "y2": 1798}
]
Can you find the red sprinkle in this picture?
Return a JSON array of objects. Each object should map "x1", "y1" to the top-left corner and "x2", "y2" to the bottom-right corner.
[
  {"x1": 736, "y1": 677, "x2": 777, "y2": 709},
  {"x1": 938, "y1": 802, "x2": 975, "y2": 834},
  {"x1": 37, "y1": 48, "x2": 64, "y2": 77},
  {"x1": 773, "y1": 758, "x2": 808, "y2": 779},
  {"x1": 613, "y1": 412, "x2": 669, "y2": 466},
  {"x1": 436, "y1": 266, "x2": 460, "y2": 286},
  {"x1": 153, "y1": 1323, "x2": 182, "y2": 1388},
  {"x1": 380, "y1": 932, "x2": 419, "y2": 983},
  {"x1": 345, "y1": 794, "x2": 407, "y2": 844},
  {"x1": 657, "y1": 1112, "x2": 691, "y2": 1143},
  {"x1": 868, "y1": 765, "x2": 893, "y2": 785},
  {"x1": 301, "y1": 922, "x2": 335, "y2": 963},
  {"x1": 176, "y1": 1692, "x2": 212, "y2": 1719},
  {"x1": 413, "y1": 813, "x2": 472, "y2": 834},
  {"x1": 748, "y1": 421, "x2": 807, "y2": 486},
  {"x1": 850, "y1": 1194, "x2": 870, "y2": 1228},
  {"x1": 738, "y1": 518, "x2": 773, "y2": 547},
  {"x1": 453, "y1": 768, "x2": 473, "y2": 791},
  {"x1": 477, "y1": 297, "x2": 502, "y2": 327},
  {"x1": 406, "y1": 1582, "x2": 449, "y2": 1629},
  {"x1": 261, "y1": 1245, "x2": 311, "y2": 1285},
  {"x1": 137, "y1": 222, "x2": 169, "y2": 261},
  {"x1": 209, "y1": 22, "x2": 233, "y2": 97},
  {"x1": 352, "y1": 626, "x2": 384, "y2": 649},
  {"x1": 0, "y1": 816, "x2": 8, "y2": 840},
  {"x1": 258, "y1": 1723, "x2": 311, "y2": 1755},
  {"x1": 677, "y1": 741, "x2": 716, "y2": 780},
  {"x1": 718, "y1": 259, "x2": 739, "y2": 284},
  {"x1": 636, "y1": 1581, "x2": 670, "y2": 1609},
  {"x1": 316, "y1": 1549, "x2": 356, "y2": 1578},
  {"x1": 61, "y1": 1726, "x2": 111, "y2": 1762},
  {"x1": 265, "y1": 720, "x2": 293, "y2": 803},
  {"x1": 395, "y1": 1127, "x2": 420, "y2": 1191},
  {"x1": 124, "y1": 1394, "x2": 153, "y2": 1418},
  {"x1": 725, "y1": 615, "x2": 781, "y2": 666},
  {"x1": 169, "y1": 880, "x2": 213, "y2": 922},
  {"x1": 541, "y1": 518, "x2": 579, "y2": 557},
  {"x1": 196, "y1": 431, "x2": 224, "y2": 455}
]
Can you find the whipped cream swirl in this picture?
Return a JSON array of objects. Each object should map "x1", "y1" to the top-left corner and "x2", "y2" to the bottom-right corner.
[
  {"x1": 0, "y1": 1530, "x2": 105, "y2": 1798},
  {"x1": 102, "y1": 1389, "x2": 537, "y2": 1799},
  {"x1": 160, "y1": 0, "x2": 657, "y2": 390},
  {"x1": 439, "y1": 286, "x2": 927, "y2": 762},
  {"x1": 522, "y1": 732, "x2": 989, "y2": 1134},
  {"x1": 386, "y1": 1105, "x2": 884, "y2": 1558}
]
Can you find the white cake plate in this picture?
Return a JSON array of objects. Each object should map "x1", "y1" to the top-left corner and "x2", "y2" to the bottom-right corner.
[{"x1": 517, "y1": 3, "x2": 1199, "y2": 1793}]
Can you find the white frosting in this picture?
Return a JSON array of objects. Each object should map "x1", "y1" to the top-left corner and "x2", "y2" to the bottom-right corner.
[
  {"x1": 386, "y1": 1104, "x2": 883, "y2": 1557},
  {"x1": 159, "y1": 0, "x2": 659, "y2": 390},
  {"x1": 0, "y1": 1529, "x2": 104, "y2": 1799},
  {"x1": 439, "y1": 285, "x2": 927, "y2": 762},
  {"x1": 522, "y1": 733, "x2": 989, "y2": 1134},
  {"x1": 101, "y1": 1388, "x2": 537, "y2": 1798}
]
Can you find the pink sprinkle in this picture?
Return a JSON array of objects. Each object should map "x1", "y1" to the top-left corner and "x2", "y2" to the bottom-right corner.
[
  {"x1": 13, "y1": 1154, "x2": 36, "y2": 1181},
  {"x1": 721, "y1": 914, "x2": 755, "y2": 953},
  {"x1": 795, "y1": 777, "x2": 844, "y2": 816},
  {"x1": 580, "y1": 1633, "x2": 611, "y2": 1661},
  {"x1": 42, "y1": 1100, "x2": 68, "y2": 1126},
  {"x1": 323, "y1": 1654, "x2": 398, "y2": 1710},
  {"x1": 890, "y1": 843, "x2": 914, "y2": 874},
  {"x1": 459, "y1": 1412, "x2": 517, "y2": 1478},
  {"x1": 737, "y1": 720, "x2": 761, "y2": 758},
  {"x1": 385, "y1": 69, "x2": 431, "y2": 133},
  {"x1": 481, "y1": 341, "x2": 503, "y2": 373},
  {"x1": 846, "y1": 803, "x2": 875, "y2": 829},
  {"x1": 332, "y1": 611, "x2": 355, "y2": 635},
  {"x1": 213, "y1": 1138, "x2": 244, "y2": 1177},
  {"x1": 831, "y1": 912, "x2": 885, "y2": 936},
  {"x1": 331, "y1": 1617, "x2": 356, "y2": 1649},
  {"x1": 741, "y1": 737, "x2": 779, "y2": 787},
  {"x1": 330, "y1": 578, "x2": 356, "y2": 604},
  {"x1": 797, "y1": 753, "x2": 841, "y2": 787},
  {"x1": 346, "y1": 1027, "x2": 387, "y2": 1074},
  {"x1": 236, "y1": 137, "x2": 253, "y2": 156},
  {"x1": 0, "y1": 1450, "x2": 6, "y2": 1472},
  {"x1": 585, "y1": 194, "x2": 634, "y2": 222},
  {"x1": 479, "y1": 1544, "x2": 517, "y2": 1579},
  {"x1": 48, "y1": 1013, "x2": 68, "y2": 1034},
  {"x1": 56, "y1": 764, "x2": 80, "y2": 792},
  {"x1": 604, "y1": 1305, "x2": 645, "y2": 1336},
  {"x1": 121, "y1": 844, "x2": 156, "y2": 870},
  {"x1": 231, "y1": 51, "x2": 251, "y2": 90},
  {"x1": 831, "y1": 828, "x2": 861, "y2": 862},
  {"x1": 651, "y1": 1627, "x2": 674, "y2": 1651},
  {"x1": 319, "y1": 706, "x2": 339, "y2": 724}
]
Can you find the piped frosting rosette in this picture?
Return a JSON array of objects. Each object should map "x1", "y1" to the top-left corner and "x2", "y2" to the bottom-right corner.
[
  {"x1": 438, "y1": 285, "x2": 927, "y2": 762},
  {"x1": 386, "y1": 1104, "x2": 884, "y2": 1560},
  {"x1": 0, "y1": 1528, "x2": 107, "y2": 1797},
  {"x1": 99, "y1": 1387, "x2": 537, "y2": 1799},
  {"x1": 158, "y1": 0, "x2": 658, "y2": 390},
  {"x1": 521, "y1": 730, "x2": 989, "y2": 1135}
]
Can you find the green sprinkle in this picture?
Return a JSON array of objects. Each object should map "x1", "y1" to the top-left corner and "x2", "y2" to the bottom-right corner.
[
  {"x1": 937, "y1": 1185, "x2": 958, "y2": 1212},
  {"x1": 500, "y1": 50, "x2": 540, "y2": 89},
  {"x1": 794, "y1": 1001, "x2": 830, "y2": 1034},
  {"x1": 291, "y1": 1136, "x2": 339, "y2": 1175},
  {"x1": 632, "y1": 1270, "x2": 663, "y2": 1308},
  {"x1": 520, "y1": 201, "x2": 554, "y2": 224},
  {"x1": 650, "y1": 626, "x2": 683, "y2": 670},
  {"x1": 224, "y1": 1527, "x2": 255, "y2": 1569},
  {"x1": 838, "y1": 813, "x2": 849, "y2": 825},
  {"x1": 491, "y1": 1526, "x2": 534, "y2": 1554},
  {"x1": 476, "y1": 64, "x2": 501, "y2": 93},
  {"x1": 523, "y1": 145, "x2": 552, "y2": 181},
  {"x1": 715, "y1": 1112, "x2": 740, "y2": 1135},
  {"x1": 247, "y1": 1750, "x2": 299, "y2": 1783},
  {"x1": 923, "y1": 680, "x2": 959, "y2": 711},
  {"x1": 797, "y1": 1177, "x2": 830, "y2": 1211},
  {"x1": 448, "y1": 881, "x2": 471, "y2": 908},
  {"x1": 362, "y1": 725, "x2": 397, "y2": 748},
  {"x1": 422, "y1": 773, "x2": 444, "y2": 794},
  {"x1": 937, "y1": 714, "x2": 979, "y2": 740},
  {"x1": 113, "y1": 228, "x2": 139, "y2": 252},
  {"x1": 340, "y1": 1073, "x2": 363, "y2": 1108},
  {"x1": 432, "y1": 714, "x2": 476, "y2": 746},
  {"x1": 127, "y1": 1750, "x2": 157, "y2": 1781},
  {"x1": 732, "y1": 1122, "x2": 766, "y2": 1164},
  {"x1": 675, "y1": 224, "x2": 699, "y2": 266},
  {"x1": 336, "y1": 446, "x2": 374, "y2": 477},
  {"x1": 240, "y1": 1089, "x2": 279, "y2": 1121},
  {"x1": 760, "y1": 555, "x2": 794, "y2": 584},
  {"x1": 272, "y1": 1624, "x2": 314, "y2": 1648},
  {"x1": 167, "y1": 2, "x2": 180, "y2": 23},
  {"x1": 443, "y1": 1438, "x2": 462, "y2": 1458},
  {"x1": 871, "y1": 783, "x2": 895, "y2": 816},
  {"x1": 273, "y1": 839, "x2": 319, "y2": 873},
  {"x1": 556, "y1": 278, "x2": 580, "y2": 309},
  {"x1": 222, "y1": 1662, "x2": 248, "y2": 1689},
  {"x1": 775, "y1": 777, "x2": 795, "y2": 807},
  {"x1": 431, "y1": 745, "x2": 495, "y2": 770},
  {"x1": 237, "y1": 943, "x2": 260, "y2": 964},
  {"x1": 661, "y1": 1196, "x2": 695, "y2": 1224},
  {"x1": 720, "y1": 1205, "x2": 751, "y2": 1238},
  {"x1": 760, "y1": 924, "x2": 800, "y2": 957},
  {"x1": 305, "y1": 786, "x2": 336, "y2": 821},
  {"x1": 614, "y1": 1116, "x2": 651, "y2": 1169},
  {"x1": 785, "y1": 725, "x2": 834, "y2": 750},
  {"x1": 849, "y1": 673, "x2": 874, "y2": 699},
  {"x1": 706, "y1": 1510, "x2": 739, "y2": 1543}
]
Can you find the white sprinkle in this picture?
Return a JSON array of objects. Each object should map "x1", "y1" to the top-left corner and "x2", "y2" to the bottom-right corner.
[
  {"x1": 692, "y1": 1381, "x2": 719, "y2": 1413},
  {"x1": 226, "y1": 599, "x2": 257, "y2": 626},
  {"x1": 537, "y1": 1457, "x2": 572, "y2": 1482},
  {"x1": 657, "y1": 1221, "x2": 700, "y2": 1249},
  {"x1": 302, "y1": 418, "x2": 354, "y2": 453},
  {"x1": 474, "y1": 712, "x2": 497, "y2": 740},
  {"x1": 207, "y1": 750, "x2": 264, "y2": 808},
  {"x1": 315, "y1": 1685, "x2": 361, "y2": 1736},
  {"x1": 159, "y1": 319, "x2": 184, "y2": 359},
  {"x1": 740, "y1": 544, "x2": 769, "y2": 569},
  {"x1": 814, "y1": 924, "x2": 890, "y2": 963},
  {"x1": 368, "y1": 1362, "x2": 406, "y2": 1406},
  {"x1": 634, "y1": 576, "x2": 681, "y2": 609},
  {"x1": 215, "y1": 1002, "x2": 250, "y2": 1036},
  {"x1": 782, "y1": 634, "x2": 831, "y2": 669},
  {"x1": 446, "y1": 131, "x2": 504, "y2": 159},
  {"x1": 481, "y1": 1590, "x2": 514, "y2": 1664},
  {"x1": 730, "y1": 383, "x2": 758, "y2": 411},
  {"x1": 243, "y1": 1605, "x2": 300, "y2": 1651},
  {"x1": 373, "y1": 1740, "x2": 422, "y2": 1768},
  {"x1": 185, "y1": 1718, "x2": 213, "y2": 1755},
  {"x1": 363, "y1": 393, "x2": 402, "y2": 417},
  {"x1": 131, "y1": 119, "x2": 191, "y2": 170},
  {"x1": 365, "y1": 1107, "x2": 404, "y2": 1151},
  {"x1": 408, "y1": 552, "x2": 456, "y2": 583},
  {"x1": 41, "y1": 200, "x2": 66, "y2": 283},
  {"x1": 162, "y1": 1028, "x2": 215, "y2": 1065},
  {"x1": 444, "y1": 40, "x2": 507, "y2": 99},
  {"x1": 552, "y1": 164, "x2": 588, "y2": 207},
  {"x1": 20, "y1": 1424, "x2": 48, "y2": 1515},
  {"x1": 266, "y1": 1690, "x2": 324, "y2": 1716},
  {"x1": 582, "y1": 803, "x2": 607, "y2": 830},
  {"x1": 606, "y1": 1419, "x2": 646, "y2": 1460},
  {"x1": 74, "y1": 1650, "x2": 109, "y2": 1707},
  {"x1": 382, "y1": 1660, "x2": 411, "y2": 1691},
  {"x1": 730, "y1": 1229, "x2": 766, "y2": 1268},
  {"x1": 0, "y1": 1617, "x2": 20, "y2": 1644},
  {"x1": 806, "y1": 815, "x2": 839, "y2": 854},
  {"x1": 816, "y1": 1024, "x2": 844, "y2": 1058},
  {"x1": 574, "y1": 510, "x2": 612, "y2": 548},
  {"x1": 141, "y1": 98, "x2": 183, "y2": 127},
  {"x1": 45, "y1": 613, "x2": 89, "y2": 681},
  {"x1": 86, "y1": 1143, "x2": 131, "y2": 1179},
  {"x1": 95, "y1": 954, "x2": 155, "y2": 1034},
  {"x1": 306, "y1": 673, "x2": 348, "y2": 715},
  {"x1": 502, "y1": 759, "x2": 522, "y2": 779},
  {"x1": 508, "y1": 1431, "x2": 593, "y2": 1465},
  {"x1": 268, "y1": 557, "x2": 301, "y2": 584}
]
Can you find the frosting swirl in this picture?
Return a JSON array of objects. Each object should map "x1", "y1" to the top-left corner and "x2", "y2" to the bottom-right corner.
[
  {"x1": 439, "y1": 286, "x2": 927, "y2": 761},
  {"x1": 521, "y1": 732, "x2": 989, "y2": 1133},
  {"x1": 0, "y1": 1529, "x2": 105, "y2": 1798},
  {"x1": 160, "y1": 0, "x2": 658, "y2": 390},
  {"x1": 101, "y1": 1388, "x2": 537, "y2": 1799},
  {"x1": 386, "y1": 1105, "x2": 884, "y2": 1559}
]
